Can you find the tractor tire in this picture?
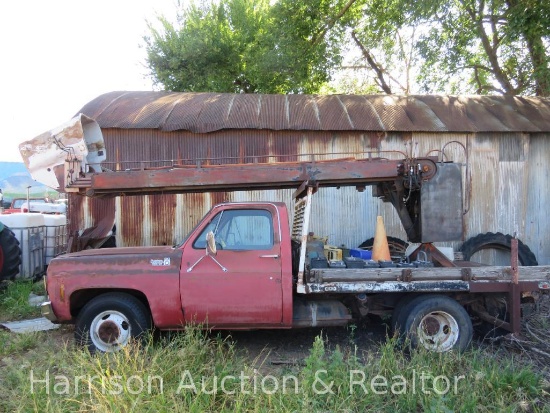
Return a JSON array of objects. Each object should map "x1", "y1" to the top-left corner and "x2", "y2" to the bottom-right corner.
[
  {"x1": 359, "y1": 236, "x2": 409, "y2": 262},
  {"x1": 460, "y1": 232, "x2": 538, "y2": 266},
  {"x1": 0, "y1": 226, "x2": 21, "y2": 281}
]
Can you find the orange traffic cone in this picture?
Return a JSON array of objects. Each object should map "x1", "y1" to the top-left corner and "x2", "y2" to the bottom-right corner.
[{"x1": 372, "y1": 216, "x2": 391, "y2": 261}]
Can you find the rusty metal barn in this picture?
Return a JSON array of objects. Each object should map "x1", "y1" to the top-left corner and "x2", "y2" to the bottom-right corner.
[{"x1": 68, "y1": 92, "x2": 550, "y2": 265}]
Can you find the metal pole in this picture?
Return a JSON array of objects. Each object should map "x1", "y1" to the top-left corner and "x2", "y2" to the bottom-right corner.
[{"x1": 26, "y1": 186, "x2": 31, "y2": 213}]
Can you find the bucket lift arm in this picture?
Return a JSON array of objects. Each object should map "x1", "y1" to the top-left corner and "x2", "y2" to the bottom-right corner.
[{"x1": 19, "y1": 115, "x2": 463, "y2": 244}]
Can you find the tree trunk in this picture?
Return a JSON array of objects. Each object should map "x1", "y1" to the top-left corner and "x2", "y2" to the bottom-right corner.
[
  {"x1": 524, "y1": 33, "x2": 550, "y2": 96},
  {"x1": 505, "y1": 0, "x2": 550, "y2": 96},
  {"x1": 351, "y1": 32, "x2": 393, "y2": 94}
]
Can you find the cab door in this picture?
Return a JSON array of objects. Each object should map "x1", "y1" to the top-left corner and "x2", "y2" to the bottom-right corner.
[{"x1": 180, "y1": 206, "x2": 283, "y2": 327}]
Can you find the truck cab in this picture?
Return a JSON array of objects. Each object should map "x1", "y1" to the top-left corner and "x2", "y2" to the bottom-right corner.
[
  {"x1": 178, "y1": 202, "x2": 294, "y2": 327},
  {"x1": 42, "y1": 196, "x2": 358, "y2": 353}
]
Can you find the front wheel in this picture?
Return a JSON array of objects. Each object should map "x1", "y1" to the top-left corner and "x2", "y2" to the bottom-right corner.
[
  {"x1": 403, "y1": 295, "x2": 473, "y2": 352},
  {"x1": 75, "y1": 292, "x2": 152, "y2": 353}
]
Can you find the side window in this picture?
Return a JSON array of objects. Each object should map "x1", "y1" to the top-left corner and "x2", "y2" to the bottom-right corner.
[
  {"x1": 13, "y1": 199, "x2": 24, "y2": 208},
  {"x1": 193, "y1": 209, "x2": 274, "y2": 250}
]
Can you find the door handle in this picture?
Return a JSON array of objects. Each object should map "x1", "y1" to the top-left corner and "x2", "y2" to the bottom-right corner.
[{"x1": 259, "y1": 254, "x2": 279, "y2": 258}]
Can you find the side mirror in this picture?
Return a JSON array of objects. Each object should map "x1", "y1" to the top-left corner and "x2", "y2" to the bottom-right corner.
[
  {"x1": 187, "y1": 230, "x2": 227, "y2": 273},
  {"x1": 206, "y1": 231, "x2": 217, "y2": 256}
]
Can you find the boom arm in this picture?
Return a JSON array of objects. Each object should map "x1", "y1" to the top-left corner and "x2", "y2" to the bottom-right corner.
[
  {"x1": 81, "y1": 157, "x2": 438, "y2": 197},
  {"x1": 74, "y1": 155, "x2": 459, "y2": 243},
  {"x1": 19, "y1": 115, "x2": 463, "y2": 243}
]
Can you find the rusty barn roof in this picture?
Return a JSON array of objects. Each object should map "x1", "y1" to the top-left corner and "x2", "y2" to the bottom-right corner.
[{"x1": 77, "y1": 91, "x2": 550, "y2": 133}]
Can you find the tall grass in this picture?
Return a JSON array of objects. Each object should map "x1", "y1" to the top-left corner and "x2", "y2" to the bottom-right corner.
[{"x1": 0, "y1": 327, "x2": 547, "y2": 413}]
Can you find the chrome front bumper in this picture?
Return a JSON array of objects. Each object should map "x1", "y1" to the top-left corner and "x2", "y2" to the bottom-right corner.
[{"x1": 41, "y1": 301, "x2": 58, "y2": 322}]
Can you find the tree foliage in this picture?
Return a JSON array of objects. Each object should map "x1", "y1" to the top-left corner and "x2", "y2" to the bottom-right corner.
[
  {"x1": 345, "y1": 0, "x2": 550, "y2": 95},
  {"x1": 144, "y1": 0, "x2": 346, "y2": 93},
  {"x1": 145, "y1": 0, "x2": 550, "y2": 96}
]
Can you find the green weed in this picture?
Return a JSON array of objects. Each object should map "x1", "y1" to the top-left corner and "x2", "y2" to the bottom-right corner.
[
  {"x1": 0, "y1": 330, "x2": 41, "y2": 357},
  {"x1": 0, "y1": 327, "x2": 547, "y2": 413},
  {"x1": 0, "y1": 280, "x2": 43, "y2": 322}
]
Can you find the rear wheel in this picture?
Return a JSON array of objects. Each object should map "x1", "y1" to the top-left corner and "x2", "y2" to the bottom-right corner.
[
  {"x1": 75, "y1": 292, "x2": 152, "y2": 353},
  {"x1": 402, "y1": 295, "x2": 473, "y2": 352},
  {"x1": 0, "y1": 226, "x2": 21, "y2": 282},
  {"x1": 391, "y1": 294, "x2": 419, "y2": 333}
]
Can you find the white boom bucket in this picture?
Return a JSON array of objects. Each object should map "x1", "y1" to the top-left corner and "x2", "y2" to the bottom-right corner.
[{"x1": 18, "y1": 114, "x2": 106, "y2": 191}]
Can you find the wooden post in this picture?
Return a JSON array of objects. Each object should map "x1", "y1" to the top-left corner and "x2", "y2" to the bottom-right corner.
[{"x1": 509, "y1": 237, "x2": 521, "y2": 335}]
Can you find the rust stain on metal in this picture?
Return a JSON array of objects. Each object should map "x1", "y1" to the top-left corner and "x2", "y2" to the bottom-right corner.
[
  {"x1": 258, "y1": 94, "x2": 289, "y2": 130},
  {"x1": 270, "y1": 131, "x2": 300, "y2": 162},
  {"x1": 77, "y1": 92, "x2": 550, "y2": 134},
  {"x1": 89, "y1": 156, "x2": 409, "y2": 196},
  {"x1": 316, "y1": 95, "x2": 353, "y2": 130},
  {"x1": 67, "y1": 196, "x2": 115, "y2": 252},
  {"x1": 150, "y1": 194, "x2": 177, "y2": 246},
  {"x1": 209, "y1": 192, "x2": 230, "y2": 208},
  {"x1": 120, "y1": 196, "x2": 144, "y2": 246}
]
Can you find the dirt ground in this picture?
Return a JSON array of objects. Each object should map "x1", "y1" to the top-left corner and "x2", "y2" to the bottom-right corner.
[{"x1": 225, "y1": 320, "x2": 387, "y2": 368}]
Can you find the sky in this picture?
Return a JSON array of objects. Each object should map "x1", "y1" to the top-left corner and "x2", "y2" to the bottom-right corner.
[{"x1": 0, "y1": 0, "x2": 177, "y2": 163}]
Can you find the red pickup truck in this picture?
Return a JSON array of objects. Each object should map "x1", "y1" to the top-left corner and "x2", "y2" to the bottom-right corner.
[
  {"x1": 42, "y1": 191, "x2": 550, "y2": 354},
  {"x1": 2, "y1": 197, "x2": 49, "y2": 214},
  {"x1": 43, "y1": 201, "x2": 299, "y2": 352}
]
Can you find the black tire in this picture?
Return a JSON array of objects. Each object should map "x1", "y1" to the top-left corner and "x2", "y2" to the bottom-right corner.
[
  {"x1": 403, "y1": 295, "x2": 473, "y2": 352},
  {"x1": 391, "y1": 294, "x2": 420, "y2": 333},
  {"x1": 358, "y1": 236, "x2": 409, "y2": 262},
  {"x1": 0, "y1": 226, "x2": 21, "y2": 281},
  {"x1": 460, "y1": 232, "x2": 538, "y2": 266},
  {"x1": 75, "y1": 292, "x2": 152, "y2": 353}
]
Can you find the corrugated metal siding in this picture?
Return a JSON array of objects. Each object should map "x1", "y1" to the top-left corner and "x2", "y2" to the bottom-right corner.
[
  {"x1": 86, "y1": 128, "x2": 406, "y2": 248},
  {"x1": 148, "y1": 194, "x2": 177, "y2": 246},
  {"x1": 118, "y1": 196, "x2": 145, "y2": 246},
  {"x1": 68, "y1": 195, "x2": 115, "y2": 237},
  {"x1": 70, "y1": 126, "x2": 550, "y2": 265},
  {"x1": 526, "y1": 134, "x2": 550, "y2": 264}
]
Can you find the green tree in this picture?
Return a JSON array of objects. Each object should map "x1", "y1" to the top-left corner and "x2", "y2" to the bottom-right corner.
[
  {"x1": 144, "y1": 0, "x2": 347, "y2": 93},
  {"x1": 145, "y1": 0, "x2": 549, "y2": 96},
  {"x1": 347, "y1": 0, "x2": 550, "y2": 95},
  {"x1": 144, "y1": 0, "x2": 265, "y2": 93}
]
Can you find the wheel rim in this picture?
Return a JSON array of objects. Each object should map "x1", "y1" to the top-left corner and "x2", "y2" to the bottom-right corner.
[
  {"x1": 90, "y1": 310, "x2": 131, "y2": 352},
  {"x1": 416, "y1": 311, "x2": 459, "y2": 352}
]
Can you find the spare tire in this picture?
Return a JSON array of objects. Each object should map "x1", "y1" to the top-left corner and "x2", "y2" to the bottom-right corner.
[
  {"x1": 460, "y1": 232, "x2": 538, "y2": 266},
  {"x1": 0, "y1": 225, "x2": 22, "y2": 281},
  {"x1": 358, "y1": 236, "x2": 409, "y2": 262}
]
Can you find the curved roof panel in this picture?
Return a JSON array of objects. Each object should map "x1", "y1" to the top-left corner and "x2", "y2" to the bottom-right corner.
[{"x1": 77, "y1": 91, "x2": 550, "y2": 133}]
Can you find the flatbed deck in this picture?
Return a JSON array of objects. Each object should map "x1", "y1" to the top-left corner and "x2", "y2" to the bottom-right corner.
[{"x1": 300, "y1": 265, "x2": 550, "y2": 294}]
